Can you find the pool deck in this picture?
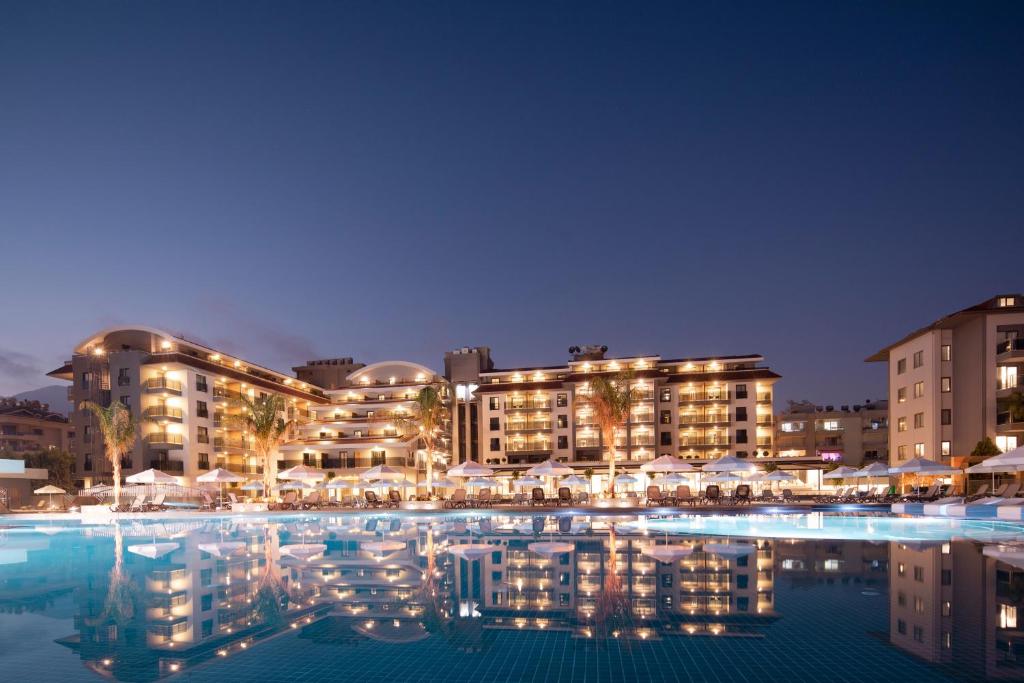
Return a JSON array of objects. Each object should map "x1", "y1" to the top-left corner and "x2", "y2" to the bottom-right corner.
[{"x1": 0, "y1": 501, "x2": 891, "y2": 523}]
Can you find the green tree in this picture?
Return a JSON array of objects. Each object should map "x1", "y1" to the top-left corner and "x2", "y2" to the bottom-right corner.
[
  {"x1": 971, "y1": 436, "x2": 1002, "y2": 458},
  {"x1": 586, "y1": 372, "x2": 637, "y2": 496},
  {"x1": 81, "y1": 400, "x2": 137, "y2": 504},
  {"x1": 396, "y1": 386, "x2": 448, "y2": 495},
  {"x1": 20, "y1": 449, "x2": 75, "y2": 490},
  {"x1": 228, "y1": 394, "x2": 292, "y2": 495}
]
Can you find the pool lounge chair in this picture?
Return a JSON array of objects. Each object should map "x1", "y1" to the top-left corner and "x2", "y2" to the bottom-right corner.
[
  {"x1": 530, "y1": 488, "x2": 547, "y2": 506},
  {"x1": 781, "y1": 489, "x2": 796, "y2": 503},
  {"x1": 145, "y1": 493, "x2": 168, "y2": 511},
  {"x1": 228, "y1": 492, "x2": 242, "y2": 509},
  {"x1": 759, "y1": 490, "x2": 776, "y2": 502},
  {"x1": 272, "y1": 491, "x2": 299, "y2": 510},
  {"x1": 385, "y1": 490, "x2": 402, "y2": 509},
  {"x1": 646, "y1": 486, "x2": 668, "y2": 507},
  {"x1": 576, "y1": 491, "x2": 590, "y2": 505},
  {"x1": 675, "y1": 485, "x2": 695, "y2": 506},
  {"x1": 900, "y1": 484, "x2": 941, "y2": 503},
  {"x1": 362, "y1": 490, "x2": 383, "y2": 508},
  {"x1": 111, "y1": 494, "x2": 146, "y2": 513},
  {"x1": 444, "y1": 489, "x2": 468, "y2": 509},
  {"x1": 702, "y1": 485, "x2": 721, "y2": 505},
  {"x1": 475, "y1": 488, "x2": 494, "y2": 508},
  {"x1": 555, "y1": 487, "x2": 573, "y2": 507},
  {"x1": 965, "y1": 483, "x2": 991, "y2": 502},
  {"x1": 733, "y1": 485, "x2": 752, "y2": 505},
  {"x1": 301, "y1": 491, "x2": 323, "y2": 509}
]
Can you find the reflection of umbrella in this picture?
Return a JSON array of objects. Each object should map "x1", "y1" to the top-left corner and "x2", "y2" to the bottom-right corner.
[
  {"x1": 359, "y1": 465, "x2": 404, "y2": 481},
  {"x1": 702, "y1": 455, "x2": 757, "y2": 473},
  {"x1": 640, "y1": 455, "x2": 697, "y2": 473},
  {"x1": 447, "y1": 461, "x2": 494, "y2": 477},
  {"x1": 198, "y1": 542, "x2": 245, "y2": 558},
  {"x1": 126, "y1": 468, "x2": 178, "y2": 484},
  {"x1": 197, "y1": 468, "x2": 246, "y2": 505},
  {"x1": 527, "y1": 460, "x2": 574, "y2": 477},
  {"x1": 127, "y1": 542, "x2": 179, "y2": 559},
  {"x1": 280, "y1": 543, "x2": 327, "y2": 561},
  {"x1": 361, "y1": 540, "x2": 405, "y2": 555},
  {"x1": 641, "y1": 544, "x2": 694, "y2": 563},
  {"x1": 702, "y1": 542, "x2": 755, "y2": 558},
  {"x1": 528, "y1": 541, "x2": 574, "y2": 557},
  {"x1": 34, "y1": 485, "x2": 66, "y2": 509},
  {"x1": 449, "y1": 544, "x2": 493, "y2": 561}
]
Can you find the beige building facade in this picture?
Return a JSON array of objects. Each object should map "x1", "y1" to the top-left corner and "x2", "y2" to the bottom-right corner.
[{"x1": 774, "y1": 399, "x2": 888, "y2": 468}]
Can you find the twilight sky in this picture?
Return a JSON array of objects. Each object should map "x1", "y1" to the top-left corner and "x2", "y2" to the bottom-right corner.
[{"x1": 1, "y1": 1, "x2": 1022, "y2": 406}]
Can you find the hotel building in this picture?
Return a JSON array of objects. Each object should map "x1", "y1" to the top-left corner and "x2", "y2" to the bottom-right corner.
[
  {"x1": 867, "y1": 294, "x2": 1024, "y2": 467},
  {"x1": 448, "y1": 345, "x2": 780, "y2": 488},
  {"x1": 279, "y1": 360, "x2": 449, "y2": 485},
  {"x1": 774, "y1": 399, "x2": 889, "y2": 468},
  {"x1": 48, "y1": 326, "x2": 328, "y2": 488},
  {"x1": 0, "y1": 397, "x2": 73, "y2": 454}
]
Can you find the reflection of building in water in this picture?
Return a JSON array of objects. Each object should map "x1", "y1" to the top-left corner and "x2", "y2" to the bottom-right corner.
[
  {"x1": 447, "y1": 516, "x2": 779, "y2": 640},
  {"x1": 888, "y1": 541, "x2": 1024, "y2": 680},
  {"x1": 52, "y1": 521, "x2": 324, "y2": 681},
  {"x1": 776, "y1": 539, "x2": 888, "y2": 588}
]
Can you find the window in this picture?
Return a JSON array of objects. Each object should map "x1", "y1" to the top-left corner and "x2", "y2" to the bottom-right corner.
[
  {"x1": 780, "y1": 421, "x2": 803, "y2": 433},
  {"x1": 197, "y1": 426, "x2": 209, "y2": 444},
  {"x1": 556, "y1": 393, "x2": 567, "y2": 407},
  {"x1": 897, "y1": 417, "x2": 907, "y2": 433},
  {"x1": 660, "y1": 431, "x2": 672, "y2": 446},
  {"x1": 897, "y1": 592, "x2": 907, "y2": 607},
  {"x1": 821, "y1": 419, "x2": 840, "y2": 431},
  {"x1": 735, "y1": 429, "x2": 748, "y2": 444},
  {"x1": 914, "y1": 566, "x2": 925, "y2": 582},
  {"x1": 195, "y1": 374, "x2": 208, "y2": 392},
  {"x1": 488, "y1": 397, "x2": 500, "y2": 410},
  {"x1": 941, "y1": 409, "x2": 951, "y2": 425},
  {"x1": 941, "y1": 377, "x2": 951, "y2": 393},
  {"x1": 736, "y1": 574, "x2": 749, "y2": 589},
  {"x1": 80, "y1": 371, "x2": 91, "y2": 389},
  {"x1": 914, "y1": 596, "x2": 925, "y2": 614},
  {"x1": 201, "y1": 593, "x2": 213, "y2": 611},
  {"x1": 117, "y1": 368, "x2": 131, "y2": 386},
  {"x1": 735, "y1": 407, "x2": 747, "y2": 422},
  {"x1": 998, "y1": 296, "x2": 1017, "y2": 307},
  {"x1": 897, "y1": 387, "x2": 906, "y2": 403},
  {"x1": 897, "y1": 619, "x2": 907, "y2": 635},
  {"x1": 120, "y1": 395, "x2": 130, "y2": 408},
  {"x1": 659, "y1": 388, "x2": 671, "y2": 402},
  {"x1": 489, "y1": 438, "x2": 500, "y2": 451},
  {"x1": 660, "y1": 410, "x2": 672, "y2": 424},
  {"x1": 914, "y1": 443, "x2": 925, "y2": 457},
  {"x1": 897, "y1": 358, "x2": 906, "y2": 375},
  {"x1": 489, "y1": 417, "x2": 500, "y2": 431},
  {"x1": 370, "y1": 450, "x2": 385, "y2": 466},
  {"x1": 1000, "y1": 604, "x2": 1018, "y2": 629},
  {"x1": 198, "y1": 453, "x2": 210, "y2": 469},
  {"x1": 941, "y1": 344, "x2": 951, "y2": 362},
  {"x1": 942, "y1": 601, "x2": 952, "y2": 617},
  {"x1": 997, "y1": 435, "x2": 1019, "y2": 452},
  {"x1": 913, "y1": 626, "x2": 924, "y2": 643},
  {"x1": 898, "y1": 445, "x2": 907, "y2": 460},
  {"x1": 557, "y1": 414, "x2": 568, "y2": 429},
  {"x1": 914, "y1": 413, "x2": 924, "y2": 429},
  {"x1": 941, "y1": 441, "x2": 951, "y2": 456},
  {"x1": 196, "y1": 400, "x2": 209, "y2": 418},
  {"x1": 913, "y1": 350, "x2": 924, "y2": 368},
  {"x1": 557, "y1": 435, "x2": 568, "y2": 449},
  {"x1": 735, "y1": 384, "x2": 748, "y2": 399},
  {"x1": 913, "y1": 381, "x2": 924, "y2": 398}
]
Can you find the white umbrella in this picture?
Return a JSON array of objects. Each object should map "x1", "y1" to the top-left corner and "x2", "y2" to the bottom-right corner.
[
  {"x1": 854, "y1": 462, "x2": 892, "y2": 477},
  {"x1": 888, "y1": 457, "x2": 958, "y2": 475},
  {"x1": 241, "y1": 481, "x2": 265, "y2": 491},
  {"x1": 275, "y1": 481, "x2": 306, "y2": 491},
  {"x1": 640, "y1": 455, "x2": 697, "y2": 473},
  {"x1": 280, "y1": 544, "x2": 327, "y2": 561},
  {"x1": 426, "y1": 477, "x2": 457, "y2": 489},
  {"x1": 358, "y1": 464, "x2": 404, "y2": 481},
  {"x1": 561, "y1": 474, "x2": 590, "y2": 488},
  {"x1": 705, "y1": 472, "x2": 740, "y2": 483},
  {"x1": 34, "y1": 484, "x2": 65, "y2": 510},
  {"x1": 526, "y1": 459, "x2": 574, "y2": 477},
  {"x1": 278, "y1": 465, "x2": 325, "y2": 481},
  {"x1": 446, "y1": 461, "x2": 494, "y2": 477},
  {"x1": 702, "y1": 455, "x2": 757, "y2": 473},
  {"x1": 980, "y1": 445, "x2": 1024, "y2": 467},
  {"x1": 614, "y1": 473, "x2": 638, "y2": 484},
  {"x1": 361, "y1": 540, "x2": 405, "y2": 555},
  {"x1": 465, "y1": 476, "x2": 495, "y2": 489},
  {"x1": 823, "y1": 466, "x2": 859, "y2": 480},
  {"x1": 515, "y1": 476, "x2": 545, "y2": 488},
  {"x1": 126, "y1": 468, "x2": 178, "y2": 484},
  {"x1": 197, "y1": 468, "x2": 246, "y2": 505},
  {"x1": 763, "y1": 471, "x2": 798, "y2": 482},
  {"x1": 325, "y1": 479, "x2": 351, "y2": 489},
  {"x1": 127, "y1": 542, "x2": 179, "y2": 559}
]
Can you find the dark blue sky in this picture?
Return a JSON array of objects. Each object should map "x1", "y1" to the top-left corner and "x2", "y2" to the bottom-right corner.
[{"x1": 1, "y1": 1, "x2": 1022, "y2": 404}]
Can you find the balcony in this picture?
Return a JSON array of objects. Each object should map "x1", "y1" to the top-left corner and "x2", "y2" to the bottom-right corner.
[
  {"x1": 214, "y1": 436, "x2": 247, "y2": 451},
  {"x1": 678, "y1": 392, "x2": 730, "y2": 404},
  {"x1": 149, "y1": 459, "x2": 184, "y2": 473},
  {"x1": 213, "y1": 386, "x2": 242, "y2": 401},
  {"x1": 678, "y1": 439, "x2": 731, "y2": 447},
  {"x1": 144, "y1": 377, "x2": 182, "y2": 394},
  {"x1": 505, "y1": 439, "x2": 553, "y2": 454},
  {"x1": 144, "y1": 432, "x2": 184, "y2": 448},
  {"x1": 997, "y1": 339, "x2": 1024, "y2": 359},
  {"x1": 143, "y1": 405, "x2": 184, "y2": 422},
  {"x1": 679, "y1": 413, "x2": 730, "y2": 425},
  {"x1": 505, "y1": 398, "x2": 551, "y2": 412},
  {"x1": 505, "y1": 420, "x2": 553, "y2": 433},
  {"x1": 756, "y1": 392, "x2": 773, "y2": 403},
  {"x1": 630, "y1": 411, "x2": 656, "y2": 424},
  {"x1": 220, "y1": 461, "x2": 263, "y2": 475},
  {"x1": 997, "y1": 412, "x2": 1024, "y2": 432},
  {"x1": 756, "y1": 416, "x2": 774, "y2": 426}
]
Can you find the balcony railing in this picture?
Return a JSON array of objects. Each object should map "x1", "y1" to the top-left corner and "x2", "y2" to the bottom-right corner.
[
  {"x1": 144, "y1": 377, "x2": 183, "y2": 393},
  {"x1": 143, "y1": 406, "x2": 184, "y2": 421},
  {"x1": 213, "y1": 387, "x2": 242, "y2": 401},
  {"x1": 214, "y1": 437, "x2": 247, "y2": 450},
  {"x1": 506, "y1": 440, "x2": 552, "y2": 453},
  {"x1": 756, "y1": 392, "x2": 772, "y2": 402},
  {"x1": 505, "y1": 398, "x2": 551, "y2": 411},
  {"x1": 679, "y1": 413, "x2": 730, "y2": 425},
  {"x1": 678, "y1": 392, "x2": 730, "y2": 403},
  {"x1": 506, "y1": 420, "x2": 553, "y2": 432},
  {"x1": 149, "y1": 459, "x2": 184, "y2": 473},
  {"x1": 678, "y1": 439, "x2": 731, "y2": 447},
  {"x1": 144, "y1": 432, "x2": 184, "y2": 447},
  {"x1": 997, "y1": 339, "x2": 1024, "y2": 355},
  {"x1": 997, "y1": 412, "x2": 1024, "y2": 428}
]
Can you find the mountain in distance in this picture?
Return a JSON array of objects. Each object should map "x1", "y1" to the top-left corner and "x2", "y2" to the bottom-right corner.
[{"x1": 13, "y1": 385, "x2": 71, "y2": 416}]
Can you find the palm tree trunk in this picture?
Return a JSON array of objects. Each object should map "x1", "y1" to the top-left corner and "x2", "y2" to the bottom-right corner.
[
  {"x1": 111, "y1": 449, "x2": 122, "y2": 505},
  {"x1": 604, "y1": 424, "x2": 616, "y2": 497},
  {"x1": 425, "y1": 435, "x2": 434, "y2": 497}
]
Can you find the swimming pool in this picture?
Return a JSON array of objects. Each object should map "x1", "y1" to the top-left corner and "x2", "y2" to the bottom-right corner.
[{"x1": 1, "y1": 510, "x2": 1022, "y2": 681}]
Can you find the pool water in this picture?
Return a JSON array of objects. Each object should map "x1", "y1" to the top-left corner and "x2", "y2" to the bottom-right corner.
[{"x1": 1, "y1": 511, "x2": 1024, "y2": 682}]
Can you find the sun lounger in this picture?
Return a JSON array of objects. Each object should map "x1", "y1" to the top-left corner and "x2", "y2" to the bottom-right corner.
[
  {"x1": 675, "y1": 485, "x2": 694, "y2": 506},
  {"x1": 965, "y1": 483, "x2": 991, "y2": 502},
  {"x1": 576, "y1": 491, "x2": 589, "y2": 505},
  {"x1": 922, "y1": 496, "x2": 966, "y2": 515},
  {"x1": 145, "y1": 493, "x2": 168, "y2": 511},
  {"x1": 759, "y1": 490, "x2": 776, "y2": 502},
  {"x1": 646, "y1": 485, "x2": 668, "y2": 507},
  {"x1": 733, "y1": 485, "x2": 752, "y2": 505},
  {"x1": 530, "y1": 488, "x2": 547, "y2": 506},
  {"x1": 228, "y1": 492, "x2": 241, "y2": 509},
  {"x1": 703, "y1": 485, "x2": 721, "y2": 504},
  {"x1": 475, "y1": 488, "x2": 494, "y2": 508},
  {"x1": 385, "y1": 490, "x2": 401, "y2": 509},
  {"x1": 444, "y1": 489, "x2": 468, "y2": 509},
  {"x1": 362, "y1": 490, "x2": 383, "y2": 508}
]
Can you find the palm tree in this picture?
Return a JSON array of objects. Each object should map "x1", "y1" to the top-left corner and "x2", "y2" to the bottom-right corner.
[
  {"x1": 587, "y1": 372, "x2": 636, "y2": 496},
  {"x1": 228, "y1": 394, "x2": 292, "y2": 495},
  {"x1": 81, "y1": 400, "x2": 137, "y2": 505},
  {"x1": 396, "y1": 386, "x2": 448, "y2": 496}
]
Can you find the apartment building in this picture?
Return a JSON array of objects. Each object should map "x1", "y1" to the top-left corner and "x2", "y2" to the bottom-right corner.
[
  {"x1": 0, "y1": 398, "x2": 73, "y2": 454},
  {"x1": 279, "y1": 360, "x2": 449, "y2": 485},
  {"x1": 867, "y1": 294, "x2": 1024, "y2": 467},
  {"x1": 446, "y1": 345, "x2": 779, "y2": 489},
  {"x1": 774, "y1": 400, "x2": 888, "y2": 468},
  {"x1": 48, "y1": 326, "x2": 327, "y2": 488}
]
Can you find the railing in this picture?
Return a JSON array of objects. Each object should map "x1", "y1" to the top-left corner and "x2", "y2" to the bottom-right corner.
[
  {"x1": 756, "y1": 416, "x2": 773, "y2": 425},
  {"x1": 757, "y1": 392, "x2": 772, "y2": 402},
  {"x1": 998, "y1": 378, "x2": 1023, "y2": 391},
  {"x1": 149, "y1": 459, "x2": 184, "y2": 473},
  {"x1": 630, "y1": 412, "x2": 656, "y2": 424},
  {"x1": 505, "y1": 440, "x2": 552, "y2": 453},
  {"x1": 144, "y1": 432, "x2": 184, "y2": 446},
  {"x1": 214, "y1": 437, "x2": 247, "y2": 450},
  {"x1": 576, "y1": 437, "x2": 601, "y2": 448},
  {"x1": 678, "y1": 439, "x2": 731, "y2": 447},
  {"x1": 143, "y1": 406, "x2": 183, "y2": 420},
  {"x1": 505, "y1": 398, "x2": 551, "y2": 411},
  {"x1": 997, "y1": 339, "x2": 1024, "y2": 354},
  {"x1": 505, "y1": 420, "x2": 553, "y2": 432},
  {"x1": 679, "y1": 413, "x2": 730, "y2": 425},
  {"x1": 213, "y1": 387, "x2": 242, "y2": 400},
  {"x1": 997, "y1": 412, "x2": 1023, "y2": 426},
  {"x1": 144, "y1": 377, "x2": 182, "y2": 392},
  {"x1": 678, "y1": 392, "x2": 730, "y2": 403}
]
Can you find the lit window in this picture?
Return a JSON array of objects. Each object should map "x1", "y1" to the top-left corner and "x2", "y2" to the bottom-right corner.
[
  {"x1": 941, "y1": 441, "x2": 951, "y2": 456},
  {"x1": 913, "y1": 381, "x2": 924, "y2": 398},
  {"x1": 996, "y1": 436, "x2": 1019, "y2": 453},
  {"x1": 941, "y1": 345, "x2": 951, "y2": 362},
  {"x1": 914, "y1": 443, "x2": 925, "y2": 457},
  {"x1": 898, "y1": 445, "x2": 907, "y2": 460},
  {"x1": 897, "y1": 387, "x2": 906, "y2": 403},
  {"x1": 821, "y1": 420, "x2": 841, "y2": 432},
  {"x1": 997, "y1": 297, "x2": 1016, "y2": 308},
  {"x1": 941, "y1": 377, "x2": 951, "y2": 393},
  {"x1": 1000, "y1": 604, "x2": 1018, "y2": 629},
  {"x1": 897, "y1": 417, "x2": 907, "y2": 433},
  {"x1": 914, "y1": 413, "x2": 924, "y2": 429}
]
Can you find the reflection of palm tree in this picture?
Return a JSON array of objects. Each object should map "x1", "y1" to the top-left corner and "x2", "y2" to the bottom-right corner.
[
  {"x1": 591, "y1": 524, "x2": 630, "y2": 641},
  {"x1": 253, "y1": 529, "x2": 289, "y2": 626},
  {"x1": 417, "y1": 526, "x2": 448, "y2": 635},
  {"x1": 85, "y1": 523, "x2": 140, "y2": 627}
]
